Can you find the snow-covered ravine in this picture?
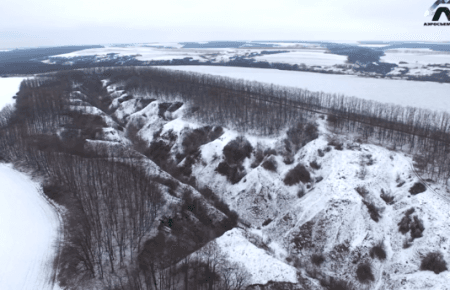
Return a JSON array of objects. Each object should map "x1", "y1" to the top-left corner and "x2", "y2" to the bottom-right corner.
[
  {"x1": 157, "y1": 66, "x2": 450, "y2": 113},
  {"x1": 0, "y1": 164, "x2": 61, "y2": 290}
]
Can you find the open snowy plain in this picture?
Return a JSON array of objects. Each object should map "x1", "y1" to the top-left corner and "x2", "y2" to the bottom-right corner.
[{"x1": 159, "y1": 66, "x2": 450, "y2": 113}]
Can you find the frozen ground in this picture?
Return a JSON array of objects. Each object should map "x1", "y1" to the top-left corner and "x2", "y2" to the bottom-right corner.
[
  {"x1": 0, "y1": 77, "x2": 25, "y2": 109},
  {"x1": 253, "y1": 50, "x2": 347, "y2": 66},
  {"x1": 159, "y1": 66, "x2": 450, "y2": 113},
  {"x1": 0, "y1": 164, "x2": 61, "y2": 290},
  {"x1": 381, "y1": 49, "x2": 450, "y2": 66}
]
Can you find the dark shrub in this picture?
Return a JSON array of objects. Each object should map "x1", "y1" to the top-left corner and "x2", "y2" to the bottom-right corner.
[
  {"x1": 380, "y1": 189, "x2": 395, "y2": 205},
  {"x1": 324, "y1": 146, "x2": 332, "y2": 152},
  {"x1": 327, "y1": 114, "x2": 339, "y2": 124},
  {"x1": 362, "y1": 200, "x2": 381, "y2": 222},
  {"x1": 318, "y1": 149, "x2": 325, "y2": 157},
  {"x1": 409, "y1": 182, "x2": 426, "y2": 195},
  {"x1": 286, "y1": 122, "x2": 319, "y2": 152},
  {"x1": 355, "y1": 186, "x2": 369, "y2": 197},
  {"x1": 405, "y1": 207, "x2": 415, "y2": 216},
  {"x1": 310, "y1": 160, "x2": 321, "y2": 170},
  {"x1": 181, "y1": 126, "x2": 224, "y2": 156},
  {"x1": 284, "y1": 164, "x2": 311, "y2": 186},
  {"x1": 325, "y1": 277, "x2": 355, "y2": 290},
  {"x1": 251, "y1": 145, "x2": 264, "y2": 168},
  {"x1": 420, "y1": 252, "x2": 447, "y2": 274},
  {"x1": 370, "y1": 241, "x2": 386, "y2": 261},
  {"x1": 264, "y1": 148, "x2": 277, "y2": 156},
  {"x1": 144, "y1": 140, "x2": 172, "y2": 167},
  {"x1": 398, "y1": 214, "x2": 411, "y2": 234},
  {"x1": 410, "y1": 215, "x2": 425, "y2": 239},
  {"x1": 262, "y1": 158, "x2": 277, "y2": 172},
  {"x1": 297, "y1": 187, "x2": 305, "y2": 198},
  {"x1": 403, "y1": 239, "x2": 413, "y2": 249},
  {"x1": 215, "y1": 162, "x2": 246, "y2": 184},
  {"x1": 335, "y1": 143, "x2": 344, "y2": 150},
  {"x1": 223, "y1": 136, "x2": 253, "y2": 165},
  {"x1": 356, "y1": 262, "x2": 374, "y2": 283},
  {"x1": 311, "y1": 253, "x2": 325, "y2": 266},
  {"x1": 397, "y1": 181, "x2": 405, "y2": 187},
  {"x1": 262, "y1": 218, "x2": 273, "y2": 227},
  {"x1": 42, "y1": 184, "x2": 66, "y2": 204},
  {"x1": 216, "y1": 161, "x2": 230, "y2": 176}
]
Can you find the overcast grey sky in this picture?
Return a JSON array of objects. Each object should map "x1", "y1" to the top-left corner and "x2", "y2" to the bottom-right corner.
[{"x1": 1, "y1": 0, "x2": 449, "y2": 48}]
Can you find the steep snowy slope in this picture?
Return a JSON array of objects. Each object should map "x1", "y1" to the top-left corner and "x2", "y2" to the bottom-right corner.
[
  {"x1": 104, "y1": 79, "x2": 450, "y2": 289},
  {"x1": 0, "y1": 164, "x2": 61, "y2": 290}
]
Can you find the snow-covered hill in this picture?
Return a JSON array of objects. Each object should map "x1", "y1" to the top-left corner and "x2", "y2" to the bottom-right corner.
[{"x1": 71, "y1": 78, "x2": 450, "y2": 289}]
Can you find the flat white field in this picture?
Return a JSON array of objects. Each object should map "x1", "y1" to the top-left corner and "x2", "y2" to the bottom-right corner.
[
  {"x1": 253, "y1": 50, "x2": 347, "y2": 66},
  {"x1": 53, "y1": 47, "x2": 254, "y2": 62},
  {"x1": 158, "y1": 66, "x2": 450, "y2": 113},
  {"x1": 0, "y1": 77, "x2": 25, "y2": 109},
  {"x1": 381, "y1": 49, "x2": 450, "y2": 66},
  {"x1": 0, "y1": 164, "x2": 60, "y2": 290}
]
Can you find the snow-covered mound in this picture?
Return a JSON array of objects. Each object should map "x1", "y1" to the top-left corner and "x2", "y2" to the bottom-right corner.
[
  {"x1": 0, "y1": 164, "x2": 61, "y2": 290},
  {"x1": 101, "y1": 77, "x2": 450, "y2": 289},
  {"x1": 214, "y1": 228, "x2": 298, "y2": 285}
]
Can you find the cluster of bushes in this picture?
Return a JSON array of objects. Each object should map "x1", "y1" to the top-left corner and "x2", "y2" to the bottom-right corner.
[
  {"x1": 180, "y1": 126, "x2": 224, "y2": 158},
  {"x1": 282, "y1": 121, "x2": 319, "y2": 163},
  {"x1": 251, "y1": 143, "x2": 277, "y2": 168},
  {"x1": 356, "y1": 262, "x2": 374, "y2": 284},
  {"x1": 409, "y1": 182, "x2": 426, "y2": 195},
  {"x1": 311, "y1": 253, "x2": 325, "y2": 266},
  {"x1": 362, "y1": 200, "x2": 381, "y2": 222},
  {"x1": 370, "y1": 241, "x2": 386, "y2": 261},
  {"x1": 380, "y1": 189, "x2": 395, "y2": 205},
  {"x1": 420, "y1": 251, "x2": 447, "y2": 274},
  {"x1": 216, "y1": 136, "x2": 253, "y2": 184},
  {"x1": 284, "y1": 164, "x2": 311, "y2": 186},
  {"x1": 262, "y1": 157, "x2": 278, "y2": 172},
  {"x1": 398, "y1": 208, "x2": 425, "y2": 240}
]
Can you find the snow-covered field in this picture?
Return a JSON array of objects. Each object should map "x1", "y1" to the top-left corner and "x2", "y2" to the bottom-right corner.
[
  {"x1": 0, "y1": 80, "x2": 61, "y2": 290},
  {"x1": 52, "y1": 46, "x2": 260, "y2": 63},
  {"x1": 253, "y1": 50, "x2": 347, "y2": 66},
  {"x1": 0, "y1": 164, "x2": 61, "y2": 290},
  {"x1": 0, "y1": 77, "x2": 25, "y2": 109},
  {"x1": 159, "y1": 66, "x2": 450, "y2": 113},
  {"x1": 381, "y1": 49, "x2": 450, "y2": 66}
]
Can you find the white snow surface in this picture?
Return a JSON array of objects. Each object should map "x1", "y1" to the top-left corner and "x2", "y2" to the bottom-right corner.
[
  {"x1": 158, "y1": 66, "x2": 450, "y2": 113},
  {"x1": 0, "y1": 164, "x2": 61, "y2": 290},
  {"x1": 214, "y1": 228, "x2": 298, "y2": 285},
  {"x1": 381, "y1": 49, "x2": 450, "y2": 66},
  {"x1": 253, "y1": 50, "x2": 347, "y2": 66},
  {"x1": 0, "y1": 77, "x2": 25, "y2": 109}
]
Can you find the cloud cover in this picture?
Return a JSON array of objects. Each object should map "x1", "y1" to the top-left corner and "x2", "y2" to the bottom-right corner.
[{"x1": 1, "y1": 0, "x2": 449, "y2": 48}]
